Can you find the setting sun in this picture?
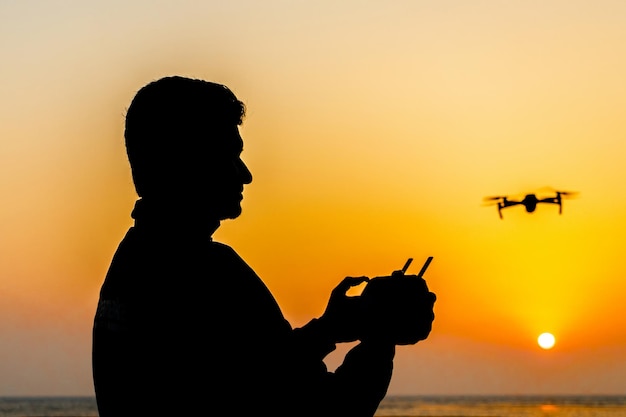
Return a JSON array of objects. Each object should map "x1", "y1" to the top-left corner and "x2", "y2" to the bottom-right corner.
[{"x1": 538, "y1": 333, "x2": 556, "y2": 350}]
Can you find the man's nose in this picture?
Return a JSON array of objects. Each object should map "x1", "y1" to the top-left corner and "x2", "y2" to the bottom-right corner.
[{"x1": 238, "y1": 159, "x2": 252, "y2": 184}]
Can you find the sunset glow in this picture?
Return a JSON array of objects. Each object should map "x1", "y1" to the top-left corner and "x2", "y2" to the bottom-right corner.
[{"x1": 2, "y1": 0, "x2": 626, "y2": 397}]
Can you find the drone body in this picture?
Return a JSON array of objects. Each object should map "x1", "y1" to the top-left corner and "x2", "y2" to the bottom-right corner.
[{"x1": 483, "y1": 190, "x2": 578, "y2": 219}]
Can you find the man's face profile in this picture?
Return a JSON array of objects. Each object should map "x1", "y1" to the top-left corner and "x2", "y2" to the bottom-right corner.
[{"x1": 191, "y1": 124, "x2": 252, "y2": 221}]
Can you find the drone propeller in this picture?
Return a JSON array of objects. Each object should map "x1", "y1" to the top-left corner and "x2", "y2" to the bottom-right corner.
[
  {"x1": 537, "y1": 186, "x2": 579, "y2": 198},
  {"x1": 556, "y1": 190, "x2": 579, "y2": 198},
  {"x1": 482, "y1": 196, "x2": 505, "y2": 207}
]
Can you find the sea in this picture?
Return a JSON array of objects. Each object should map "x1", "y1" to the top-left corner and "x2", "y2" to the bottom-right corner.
[{"x1": 0, "y1": 395, "x2": 625, "y2": 416}]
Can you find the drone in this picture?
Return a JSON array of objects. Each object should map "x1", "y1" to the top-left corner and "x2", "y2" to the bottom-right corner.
[{"x1": 483, "y1": 189, "x2": 578, "y2": 219}]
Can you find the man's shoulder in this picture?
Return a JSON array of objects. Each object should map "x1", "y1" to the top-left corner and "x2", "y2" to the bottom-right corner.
[
  {"x1": 209, "y1": 240, "x2": 234, "y2": 251},
  {"x1": 209, "y1": 240, "x2": 243, "y2": 260}
]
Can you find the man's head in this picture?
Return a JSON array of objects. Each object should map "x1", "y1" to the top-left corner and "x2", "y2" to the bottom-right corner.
[{"x1": 124, "y1": 76, "x2": 252, "y2": 220}]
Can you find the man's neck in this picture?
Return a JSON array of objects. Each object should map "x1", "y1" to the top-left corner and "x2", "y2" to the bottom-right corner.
[{"x1": 131, "y1": 198, "x2": 221, "y2": 239}]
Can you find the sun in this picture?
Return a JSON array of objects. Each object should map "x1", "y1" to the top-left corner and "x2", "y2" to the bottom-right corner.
[{"x1": 537, "y1": 332, "x2": 556, "y2": 349}]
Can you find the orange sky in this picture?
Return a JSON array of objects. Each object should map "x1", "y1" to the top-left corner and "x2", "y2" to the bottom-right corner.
[{"x1": 1, "y1": 0, "x2": 626, "y2": 396}]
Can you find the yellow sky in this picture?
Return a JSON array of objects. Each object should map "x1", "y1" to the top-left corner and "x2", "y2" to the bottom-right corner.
[{"x1": 1, "y1": 0, "x2": 626, "y2": 396}]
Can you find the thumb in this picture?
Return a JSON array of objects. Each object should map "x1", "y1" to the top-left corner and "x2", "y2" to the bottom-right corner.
[{"x1": 332, "y1": 276, "x2": 369, "y2": 296}]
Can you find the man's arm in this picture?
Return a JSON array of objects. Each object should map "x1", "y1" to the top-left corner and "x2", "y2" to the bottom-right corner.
[{"x1": 283, "y1": 277, "x2": 396, "y2": 417}]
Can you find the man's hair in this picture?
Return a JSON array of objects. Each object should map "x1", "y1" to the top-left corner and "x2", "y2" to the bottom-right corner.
[{"x1": 124, "y1": 76, "x2": 246, "y2": 197}]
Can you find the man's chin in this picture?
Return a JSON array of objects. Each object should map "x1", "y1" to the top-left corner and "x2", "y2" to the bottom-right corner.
[{"x1": 219, "y1": 205, "x2": 243, "y2": 221}]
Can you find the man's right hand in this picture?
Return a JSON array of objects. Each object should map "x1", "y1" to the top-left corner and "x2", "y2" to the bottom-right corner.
[{"x1": 319, "y1": 276, "x2": 369, "y2": 343}]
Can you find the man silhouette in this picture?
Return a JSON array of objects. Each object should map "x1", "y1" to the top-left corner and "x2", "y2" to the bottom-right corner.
[{"x1": 92, "y1": 76, "x2": 436, "y2": 417}]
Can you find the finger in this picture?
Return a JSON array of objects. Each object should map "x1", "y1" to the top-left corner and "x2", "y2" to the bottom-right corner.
[{"x1": 333, "y1": 276, "x2": 369, "y2": 294}]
